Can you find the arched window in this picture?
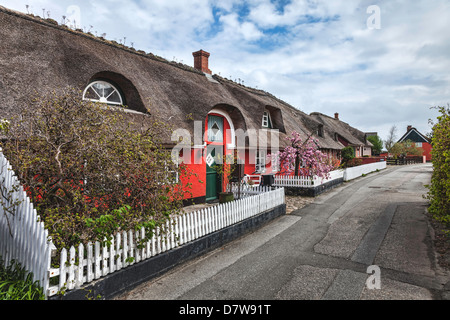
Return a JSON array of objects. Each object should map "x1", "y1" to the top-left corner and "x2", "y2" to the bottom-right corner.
[{"x1": 82, "y1": 80, "x2": 123, "y2": 106}]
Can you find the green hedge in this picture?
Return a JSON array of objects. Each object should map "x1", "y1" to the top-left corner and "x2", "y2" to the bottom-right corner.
[{"x1": 427, "y1": 106, "x2": 450, "y2": 227}]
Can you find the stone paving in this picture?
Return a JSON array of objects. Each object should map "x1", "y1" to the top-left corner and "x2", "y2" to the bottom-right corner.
[
  {"x1": 285, "y1": 195, "x2": 315, "y2": 214},
  {"x1": 181, "y1": 195, "x2": 315, "y2": 215}
]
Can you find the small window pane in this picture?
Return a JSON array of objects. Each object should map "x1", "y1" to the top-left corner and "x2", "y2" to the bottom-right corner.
[
  {"x1": 208, "y1": 115, "x2": 223, "y2": 142},
  {"x1": 262, "y1": 111, "x2": 272, "y2": 128},
  {"x1": 84, "y1": 87, "x2": 101, "y2": 100},
  {"x1": 108, "y1": 91, "x2": 122, "y2": 104},
  {"x1": 83, "y1": 81, "x2": 123, "y2": 105}
]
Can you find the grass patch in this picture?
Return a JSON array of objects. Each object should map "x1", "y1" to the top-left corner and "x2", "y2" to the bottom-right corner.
[{"x1": 0, "y1": 257, "x2": 45, "y2": 300}]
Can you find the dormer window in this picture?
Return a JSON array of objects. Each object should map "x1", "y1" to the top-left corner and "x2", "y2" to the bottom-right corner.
[
  {"x1": 318, "y1": 124, "x2": 324, "y2": 137},
  {"x1": 262, "y1": 110, "x2": 272, "y2": 128},
  {"x1": 83, "y1": 80, "x2": 123, "y2": 106}
]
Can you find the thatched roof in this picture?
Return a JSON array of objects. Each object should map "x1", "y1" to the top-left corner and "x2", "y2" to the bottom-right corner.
[
  {"x1": 310, "y1": 112, "x2": 373, "y2": 148},
  {"x1": 0, "y1": 5, "x2": 368, "y2": 152}
]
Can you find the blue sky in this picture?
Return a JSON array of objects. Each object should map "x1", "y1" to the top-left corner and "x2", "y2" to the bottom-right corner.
[{"x1": 2, "y1": 0, "x2": 450, "y2": 144}]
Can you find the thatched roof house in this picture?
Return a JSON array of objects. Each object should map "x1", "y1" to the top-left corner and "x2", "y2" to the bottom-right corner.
[
  {"x1": 310, "y1": 112, "x2": 373, "y2": 157},
  {"x1": 0, "y1": 5, "x2": 373, "y2": 202},
  {"x1": 0, "y1": 5, "x2": 359, "y2": 150}
]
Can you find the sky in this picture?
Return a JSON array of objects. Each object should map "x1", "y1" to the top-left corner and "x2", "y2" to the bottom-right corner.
[{"x1": 2, "y1": 0, "x2": 450, "y2": 146}]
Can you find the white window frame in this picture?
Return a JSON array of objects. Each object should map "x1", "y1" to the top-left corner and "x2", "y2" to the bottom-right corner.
[
  {"x1": 83, "y1": 80, "x2": 123, "y2": 106},
  {"x1": 415, "y1": 142, "x2": 422, "y2": 148},
  {"x1": 166, "y1": 162, "x2": 179, "y2": 184},
  {"x1": 262, "y1": 110, "x2": 272, "y2": 128},
  {"x1": 255, "y1": 149, "x2": 266, "y2": 173},
  {"x1": 157, "y1": 161, "x2": 179, "y2": 185},
  {"x1": 270, "y1": 153, "x2": 280, "y2": 173}
]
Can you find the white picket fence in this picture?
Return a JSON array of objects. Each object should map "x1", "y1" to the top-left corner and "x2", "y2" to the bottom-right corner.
[
  {"x1": 0, "y1": 146, "x2": 285, "y2": 298},
  {"x1": 46, "y1": 187, "x2": 285, "y2": 297},
  {"x1": 0, "y1": 150, "x2": 54, "y2": 297},
  {"x1": 273, "y1": 175, "x2": 315, "y2": 187},
  {"x1": 273, "y1": 169, "x2": 344, "y2": 188},
  {"x1": 228, "y1": 184, "x2": 273, "y2": 199}
]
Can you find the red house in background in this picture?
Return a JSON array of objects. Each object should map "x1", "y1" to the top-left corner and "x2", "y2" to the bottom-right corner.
[{"x1": 397, "y1": 126, "x2": 432, "y2": 161}]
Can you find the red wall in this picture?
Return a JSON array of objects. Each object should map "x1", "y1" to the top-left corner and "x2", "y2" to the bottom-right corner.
[
  {"x1": 380, "y1": 142, "x2": 432, "y2": 162},
  {"x1": 178, "y1": 112, "x2": 289, "y2": 202},
  {"x1": 179, "y1": 113, "x2": 235, "y2": 201},
  {"x1": 421, "y1": 142, "x2": 432, "y2": 162},
  {"x1": 179, "y1": 148, "x2": 205, "y2": 200},
  {"x1": 360, "y1": 156, "x2": 387, "y2": 165}
]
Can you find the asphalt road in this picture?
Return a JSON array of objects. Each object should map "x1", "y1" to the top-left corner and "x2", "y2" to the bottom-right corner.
[{"x1": 116, "y1": 164, "x2": 450, "y2": 300}]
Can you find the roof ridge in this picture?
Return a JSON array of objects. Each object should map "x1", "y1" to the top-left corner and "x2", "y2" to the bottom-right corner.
[
  {"x1": 398, "y1": 127, "x2": 430, "y2": 143},
  {"x1": 0, "y1": 5, "x2": 204, "y2": 76},
  {"x1": 0, "y1": 5, "x2": 310, "y2": 118},
  {"x1": 213, "y1": 74, "x2": 306, "y2": 114}
]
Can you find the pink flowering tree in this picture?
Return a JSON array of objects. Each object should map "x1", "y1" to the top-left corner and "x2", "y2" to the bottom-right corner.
[{"x1": 271, "y1": 131, "x2": 333, "y2": 178}]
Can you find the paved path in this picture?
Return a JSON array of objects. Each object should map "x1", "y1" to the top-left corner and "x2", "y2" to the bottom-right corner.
[{"x1": 116, "y1": 164, "x2": 450, "y2": 300}]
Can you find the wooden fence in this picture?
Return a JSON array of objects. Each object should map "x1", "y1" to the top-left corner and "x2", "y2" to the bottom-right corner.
[
  {"x1": 386, "y1": 157, "x2": 425, "y2": 165},
  {"x1": 0, "y1": 150, "x2": 54, "y2": 297},
  {"x1": 46, "y1": 187, "x2": 285, "y2": 297}
]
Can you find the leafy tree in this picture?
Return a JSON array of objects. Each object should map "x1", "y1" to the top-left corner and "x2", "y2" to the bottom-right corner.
[
  {"x1": 0, "y1": 88, "x2": 190, "y2": 251},
  {"x1": 367, "y1": 135, "x2": 383, "y2": 155},
  {"x1": 275, "y1": 132, "x2": 333, "y2": 178},
  {"x1": 389, "y1": 140, "x2": 423, "y2": 158},
  {"x1": 426, "y1": 105, "x2": 450, "y2": 227}
]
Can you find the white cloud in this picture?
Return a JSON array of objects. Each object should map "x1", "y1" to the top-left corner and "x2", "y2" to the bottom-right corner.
[{"x1": 218, "y1": 12, "x2": 263, "y2": 42}]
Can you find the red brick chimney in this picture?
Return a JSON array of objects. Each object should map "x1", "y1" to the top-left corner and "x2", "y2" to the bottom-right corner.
[
  {"x1": 334, "y1": 113, "x2": 339, "y2": 120},
  {"x1": 407, "y1": 125, "x2": 412, "y2": 131},
  {"x1": 193, "y1": 49, "x2": 212, "y2": 74}
]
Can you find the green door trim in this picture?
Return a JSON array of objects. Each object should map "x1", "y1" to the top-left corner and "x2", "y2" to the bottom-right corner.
[{"x1": 206, "y1": 146, "x2": 223, "y2": 201}]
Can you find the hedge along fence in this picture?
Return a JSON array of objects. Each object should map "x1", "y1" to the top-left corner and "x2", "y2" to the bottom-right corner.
[
  {"x1": 0, "y1": 145, "x2": 286, "y2": 298},
  {"x1": 47, "y1": 187, "x2": 285, "y2": 297}
]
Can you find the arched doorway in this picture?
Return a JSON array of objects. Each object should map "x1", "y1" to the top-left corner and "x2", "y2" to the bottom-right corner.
[{"x1": 205, "y1": 109, "x2": 235, "y2": 201}]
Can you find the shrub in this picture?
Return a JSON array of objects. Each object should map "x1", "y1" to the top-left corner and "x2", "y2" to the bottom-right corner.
[
  {"x1": 341, "y1": 146, "x2": 355, "y2": 165},
  {"x1": 345, "y1": 158, "x2": 363, "y2": 168},
  {"x1": 426, "y1": 105, "x2": 450, "y2": 226},
  {"x1": 0, "y1": 89, "x2": 190, "y2": 254}
]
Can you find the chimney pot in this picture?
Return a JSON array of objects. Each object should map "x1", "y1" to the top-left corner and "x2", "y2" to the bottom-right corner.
[
  {"x1": 334, "y1": 113, "x2": 339, "y2": 120},
  {"x1": 193, "y1": 49, "x2": 212, "y2": 74}
]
